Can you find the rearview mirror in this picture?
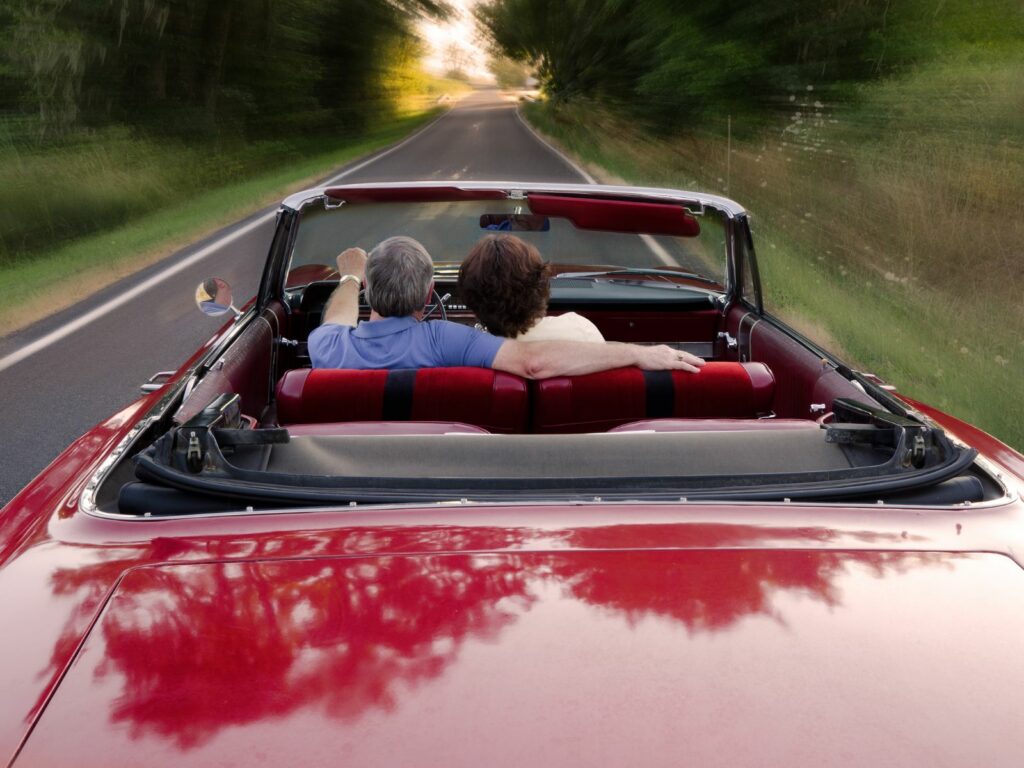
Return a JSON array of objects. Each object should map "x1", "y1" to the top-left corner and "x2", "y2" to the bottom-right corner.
[
  {"x1": 479, "y1": 213, "x2": 550, "y2": 232},
  {"x1": 195, "y1": 277, "x2": 240, "y2": 318}
]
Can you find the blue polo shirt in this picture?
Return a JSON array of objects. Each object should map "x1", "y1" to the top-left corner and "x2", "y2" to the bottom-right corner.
[{"x1": 308, "y1": 316, "x2": 506, "y2": 370}]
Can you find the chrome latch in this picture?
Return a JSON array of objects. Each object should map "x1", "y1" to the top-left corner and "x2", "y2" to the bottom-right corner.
[
  {"x1": 717, "y1": 332, "x2": 738, "y2": 350},
  {"x1": 185, "y1": 431, "x2": 203, "y2": 473},
  {"x1": 140, "y1": 370, "x2": 175, "y2": 394}
]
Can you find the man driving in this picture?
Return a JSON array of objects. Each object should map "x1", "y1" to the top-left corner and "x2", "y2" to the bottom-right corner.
[{"x1": 308, "y1": 236, "x2": 704, "y2": 379}]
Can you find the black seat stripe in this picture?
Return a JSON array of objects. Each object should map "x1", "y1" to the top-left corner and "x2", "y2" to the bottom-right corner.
[
  {"x1": 643, "y1": 370, "x2": 675, "y2": 418},
  {"x1": 382, "y1": 369, "x2": 416, "y2": 421}
]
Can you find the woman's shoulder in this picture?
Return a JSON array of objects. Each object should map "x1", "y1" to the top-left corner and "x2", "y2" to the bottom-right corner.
[{"x1": 517, "y1": 312, "x2": 604, "y2": 342}]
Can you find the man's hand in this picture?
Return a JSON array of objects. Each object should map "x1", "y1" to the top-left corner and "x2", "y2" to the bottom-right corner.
[
  {"x1": 323, "y1": 247, "x2": 367, "y2": 327},
  {"x1": 336, "y1": 247, "x2": 367, "y2": 281},
  {"x1": 634, "y1": 345, "x2": 704, "y2": 373}
]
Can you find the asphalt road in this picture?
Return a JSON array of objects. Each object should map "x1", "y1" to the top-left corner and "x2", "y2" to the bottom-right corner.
[{"x1": 0, "y1": 90, "x2": 586, "y2": 505}]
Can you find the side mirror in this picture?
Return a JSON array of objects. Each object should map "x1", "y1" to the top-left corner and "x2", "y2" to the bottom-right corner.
[{"x1": 195, "y1": 277, "x2": 240, "y2": 318}]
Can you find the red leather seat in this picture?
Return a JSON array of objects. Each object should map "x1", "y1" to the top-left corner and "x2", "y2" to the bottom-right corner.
[
  {"x1": 276, "y1": 367, "x2": 529, "y2": 433},
  {"x1": 531, "y1": 362, "x2": 775, "y2": 433}
]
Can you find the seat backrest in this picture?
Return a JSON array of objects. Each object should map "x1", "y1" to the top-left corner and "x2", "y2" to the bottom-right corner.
[
  {"x1": 276, "y1": 367, "x2": 529, "y2": 433},
  {"x1": 531, "y1": 362, "x2": 775, "y2": 433}
]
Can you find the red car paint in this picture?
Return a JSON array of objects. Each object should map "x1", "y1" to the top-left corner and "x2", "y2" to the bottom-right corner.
[
  {"x1": 3, "y1": 472, "x2": 1024, "y2": 765},
  {"x1": 3, "y1": 399, "x2": 1023, "y2": 766},
  {"x1": 3, "y1": 182, "x2": 1023, "y2": 766}
]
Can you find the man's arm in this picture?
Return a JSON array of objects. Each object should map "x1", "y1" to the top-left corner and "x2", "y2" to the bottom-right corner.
[
  {"x1": 491, "y1": 339, "x2": 704, "y2": 379},
  {"x1": 321, "y1": 247, "x2": 367, "y2": 327}
]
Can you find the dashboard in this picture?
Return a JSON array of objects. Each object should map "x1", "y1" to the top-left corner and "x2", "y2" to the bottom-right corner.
[{"x1": 287, "y1": 279, "x2": 723, "y2": 361}]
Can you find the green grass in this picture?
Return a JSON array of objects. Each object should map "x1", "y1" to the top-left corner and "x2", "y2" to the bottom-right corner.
[
  {"x1": 0, "y1": 109, "x2": 442, "y2": 332},
  {"x1": 523, "y1": 91, "x2": 1023, "y2": 451}
]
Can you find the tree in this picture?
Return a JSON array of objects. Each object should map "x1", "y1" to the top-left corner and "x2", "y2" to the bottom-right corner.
[
  {"x1": 475, "y1": 0, "x2": 1024, "y2": 129},
  {"x1": 0, "y1": 0, "x2": 451, "y2": 139},
  {"x1": 443, "y1": 41, "x2": 470, "y2": 81},
  {"x1": 489, "y1": 55, "x2": 530, "y2": 88}
]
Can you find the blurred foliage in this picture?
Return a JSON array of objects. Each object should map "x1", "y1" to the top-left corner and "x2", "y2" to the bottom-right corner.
[
  {"x1": 477, "y1": 0, "x2": 1024, "y2": 130},
  {"x1": 0, "y1": 0, "x2": 453, "y2": 262},
  {"x1": 489, "y1": 55, "x2": 530, "y2": 88},
  {"x1": 486, "y1": 0, "x2": 1023, "y2": 445},
  {"x1": 513, "y1": 0, "x2": 1024, "y2": 446},
  {"x1": 523, "y1": 88, "x2": 1024, "y2": 447},
  {"x1": 0, "y1": 0, "x2": 449, "y2": 139}
]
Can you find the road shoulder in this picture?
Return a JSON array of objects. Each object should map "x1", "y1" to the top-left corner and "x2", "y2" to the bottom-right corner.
[{"x1": 0, "y1": 109, "x2": 447, "y2": 339}]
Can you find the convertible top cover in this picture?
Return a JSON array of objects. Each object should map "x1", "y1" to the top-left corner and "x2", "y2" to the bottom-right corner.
[{"x1": 121, "y1": 396, "x2": 977, "y2": 513}]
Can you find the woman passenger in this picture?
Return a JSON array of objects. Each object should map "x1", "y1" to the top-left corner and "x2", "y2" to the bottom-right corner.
[{"x1": 458, "y1": 234, "x2": 604, "y2": 342}]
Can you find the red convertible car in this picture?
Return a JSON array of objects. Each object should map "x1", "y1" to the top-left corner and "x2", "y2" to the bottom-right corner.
[{"x1": 2, "y1": 182, "x2": 1023, "y2": 766}]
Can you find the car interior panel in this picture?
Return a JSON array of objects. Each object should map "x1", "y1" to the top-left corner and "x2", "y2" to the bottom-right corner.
[
  {"x1": 567, "y1": 309, "x2": 721, "y2": 343},
  {"x1": 173, "y1": 291, "x2": 881, "y2": 437},
  {"x1": 94, "y1": 183, "x2": 1006, "y2": 516},
  {"x1": 172, "y1": 312, "x2": 277, "y2": 425},
  {"x1": 723, "y1": 305, "x2": 882, "y2": 418}
]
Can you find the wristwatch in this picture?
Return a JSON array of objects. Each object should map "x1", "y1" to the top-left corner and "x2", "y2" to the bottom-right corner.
[{"x1": 338, "y1": 274, "x2": 361, "y2": 288}]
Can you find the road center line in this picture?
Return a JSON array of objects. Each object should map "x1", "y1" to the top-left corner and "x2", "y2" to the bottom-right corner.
[{"x1": 0, "y1": 109, "x2": 453, "y2": 374}]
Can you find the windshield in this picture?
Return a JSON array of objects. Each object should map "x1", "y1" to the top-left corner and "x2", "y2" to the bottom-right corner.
[{"x1": 287, "y1": 198, "x2": 729, "y2": 288}]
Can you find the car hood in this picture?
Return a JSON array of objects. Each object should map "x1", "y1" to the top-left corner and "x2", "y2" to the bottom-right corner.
[{"x1": 16, "y1": 548, "x2": 1024, "y2": 767}]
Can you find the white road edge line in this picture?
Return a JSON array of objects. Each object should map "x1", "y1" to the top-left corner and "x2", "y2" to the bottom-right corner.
[
  {"x1": 513, "y1": 107, "x2": 680, "y2": 268},
  {"x1": 514, "y1": 107, "x2": 597, "y2": 184},
  {"x1": 0, "y1": 109, "x2": 453, "y2": 374},
  {"x1": 637, "y1": 234, "x2": 680, "y2": 267}
]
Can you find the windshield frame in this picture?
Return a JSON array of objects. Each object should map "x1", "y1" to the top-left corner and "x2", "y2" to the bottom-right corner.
[{"x1": 260, "y1": 182, "x2": 749, "y2": 315}]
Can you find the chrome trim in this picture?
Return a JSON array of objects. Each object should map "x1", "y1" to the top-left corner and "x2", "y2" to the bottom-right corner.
[
  {"x1": 970, "y1": 453, "x2": 1016, "y2": 503},
  {"x1": 718, "y1": 331, "x2": 738, "y2": 351},
  {"x1": 79, "y1": 419, "x2": 153, "y2": 515},
  {"x1": 84, "y1": 428, "x2": 1015, "y2": 521},
  {"x1": 83, "y1": 478, "x2": 1018, "y2": 522},
  {"x1": 738, "y1": 312, "x2": 760, "y2": 362},
  {"x1": 281, "y1": 181, "x2": 747, "y2": 218},
  {"x1": 140, "y1": 370, "x2": 175, "y2": 394},
  {"x1": 181, "y1": 374, "x2": 199, "y2": 401}
]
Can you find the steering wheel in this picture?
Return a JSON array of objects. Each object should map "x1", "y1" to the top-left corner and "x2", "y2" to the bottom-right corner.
[{"x1": 422, "y1": 287, "x2": 449, "y2": 322}]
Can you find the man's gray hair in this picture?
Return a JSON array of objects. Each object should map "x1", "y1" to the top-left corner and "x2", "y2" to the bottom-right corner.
[{"x1": 364, "y1": 236, "x2": 434, "y2": 317}]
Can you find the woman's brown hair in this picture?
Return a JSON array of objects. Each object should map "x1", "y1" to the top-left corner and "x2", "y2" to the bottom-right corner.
[{"x1": 458, "y1": 235, "x2": 551, "y2": 338}]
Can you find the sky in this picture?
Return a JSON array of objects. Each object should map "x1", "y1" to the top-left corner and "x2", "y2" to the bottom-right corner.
[{"x1": 419, "y1": 0, "x2": 493, "y2": 81}]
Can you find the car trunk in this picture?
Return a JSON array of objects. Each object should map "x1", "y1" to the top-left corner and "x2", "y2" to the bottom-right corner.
[{"x1": 15, "y1": 548, "x2": 1024, "y2": 767}]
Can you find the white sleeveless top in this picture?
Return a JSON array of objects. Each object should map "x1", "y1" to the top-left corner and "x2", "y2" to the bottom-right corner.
[{"x1": 514, "y1": 312, "x2": 604, "y2": 343}]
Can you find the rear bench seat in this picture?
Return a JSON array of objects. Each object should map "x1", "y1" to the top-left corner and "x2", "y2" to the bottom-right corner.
[
  {"x1": 532, "y1": 362, "x2": 775, "y2": 433},
  {"x1": 276, "y1": 367, "x2": 529, "y2": 433},
  {"x1": 276, "y1": 361, "x2": 775, "y2": 435}
]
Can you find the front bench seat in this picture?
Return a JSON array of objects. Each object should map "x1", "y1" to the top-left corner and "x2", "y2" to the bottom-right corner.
[
  {"x1": 276, "y1": 367, "x2": 529, "y2": 433},
  {"x1": 532, "y1": 362, "x2": 775, "y2": 433}
]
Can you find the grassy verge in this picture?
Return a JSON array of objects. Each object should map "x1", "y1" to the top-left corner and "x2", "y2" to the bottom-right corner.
[
  {"x1": 0, "y1": 107, "x2": 445, "y2": 335},
  {"x1": 523, "y1": 90, "x2": 1023, "y2": 450}
]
